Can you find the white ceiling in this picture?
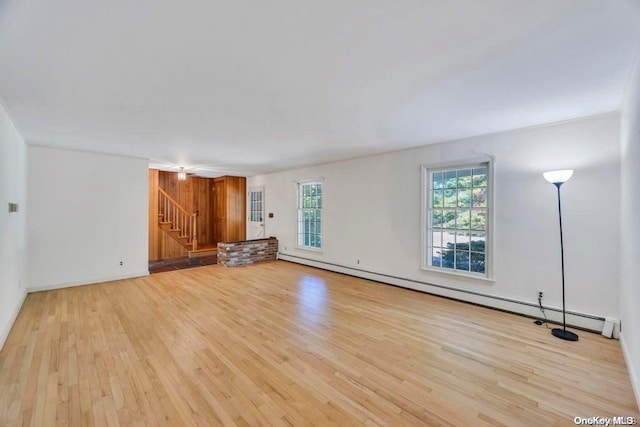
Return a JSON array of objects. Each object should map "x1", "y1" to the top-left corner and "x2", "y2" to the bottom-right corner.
[{"x1": 1, "y1": 0, "x2": 639, "y2": 176}]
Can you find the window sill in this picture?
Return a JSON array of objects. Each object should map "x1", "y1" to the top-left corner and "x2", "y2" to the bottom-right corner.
[
  {"x1": 421, "y1": 266, "x2": 495, "y2": 283},
  {"x1": 295, "y1": 245, "x2": 323, "y2": 253}
]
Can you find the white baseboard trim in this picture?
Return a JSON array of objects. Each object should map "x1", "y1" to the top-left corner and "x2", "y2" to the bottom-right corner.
[
  {"x1": 620, "y1": 332, "x2": 640, "y2": 411},
  {"x1": 278, "y1": 254, "x2": 605, "y2": 333},
  {"x1": 26, "y1": 271, "x2": 150, "y2": 293},
  {"x1": 0, "y1": 290, "x2": 28, "y2": 351}
]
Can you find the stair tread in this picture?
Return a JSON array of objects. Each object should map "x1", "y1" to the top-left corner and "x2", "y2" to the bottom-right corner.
[{"x1": 190, "y1": 248, "x2": 217, "y2": 253}]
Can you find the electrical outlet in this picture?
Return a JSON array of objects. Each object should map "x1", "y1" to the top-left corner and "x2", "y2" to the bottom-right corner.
[
  {"x1": 119, "y1": 261, "x2": 124, "y2": 266},
  {"x1": 538, "y1": 290, "x2": 544, "y2": 299}
]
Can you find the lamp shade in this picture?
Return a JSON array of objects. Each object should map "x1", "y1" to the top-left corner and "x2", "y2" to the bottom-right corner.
[{"x1": 543, "y1": 170, "x2": 573, "y2": 184}]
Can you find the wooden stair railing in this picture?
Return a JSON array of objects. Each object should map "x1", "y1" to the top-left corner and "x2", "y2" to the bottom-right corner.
[{"x1": 158, "y1": 188, "x2": 198, "y2": 251}]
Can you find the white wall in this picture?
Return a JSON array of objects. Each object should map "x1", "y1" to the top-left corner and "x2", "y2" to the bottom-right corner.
[
  {"x1": 0, "y1": 100, "x2": 27, "y2": 349},
  {"x1": 620, "y1": 53, "x2": 640, "y2": 408},
  {"x1": 27, "y1": 146, "x2": 149, "y2": 291},
  {"x1": 249, "y1": 113, "x2": 621, "y2": 331}
]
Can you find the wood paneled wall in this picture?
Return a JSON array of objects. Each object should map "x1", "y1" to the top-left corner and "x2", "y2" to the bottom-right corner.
[
  {"x1": 192, "y1": 177, "x2": 215, "y2": 246},
  {"x1": 213, "y1": 176, "x2": 246, "y2": 243},
  {"x1": 149, "y1": 170, "x2": 246, "y2": 261}
]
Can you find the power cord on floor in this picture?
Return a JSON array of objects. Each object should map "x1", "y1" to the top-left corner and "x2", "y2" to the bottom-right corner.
[{"x1": 534, "y1": 295, "x2": 550, "y2": 328}]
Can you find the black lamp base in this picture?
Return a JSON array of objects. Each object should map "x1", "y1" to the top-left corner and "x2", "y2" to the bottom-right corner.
[{"x1": 552, "y1": 328, "x2": 579, "y2": 341}]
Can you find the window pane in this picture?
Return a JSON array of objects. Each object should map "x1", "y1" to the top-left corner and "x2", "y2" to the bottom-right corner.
[
  {"x1": 470, "y1": 232, "x2": 486, "y2": 253},
  {"x1": 432, "y1": 190, "x2": 443, "y2": 208},
  {"x1": 455, "y1": 251, "x2": 469, "y2": 271},
  {"x1": 442, "y1": 229, "x2": 455, "y2": 248},
  {"x1": 432, "y1": 172, "x2": 443, "y2": 189},
  {"x1": 431, "y1": 247, "x2": 443, "y2": 267},
  {"x1": 456, "y1": 209, "x2": 471, "y2": 229},
  {"x1": 444, "y1": 171, "x2": 457, "y2": 188},
  {"x1": 472, "y1": 187, "x2": 487, "y2": 208},
  {"x1": 455, "y1": 231, "x2": 470, "y2": 247},
  {"x1": 470, "y1": 210, "x2": 486, "y2": 230},
  {"x1": 457, "y1": 189, "x2": 471, "y2": 208},
  {"x1": 432, "y1": 230, "x2": 443, "y2": 248},
  {"x1": 441, "y1": 244, "x2": 454, "y2": 269},
  {"x1": 472, "y1": 167, "x2": 487, "y2": 187},
  {"x1": 470, "y1": 252, "x2": 485, "y2": 273},
  {"x1": 442, "y1": 210, "x2": 456, "y2": 229},
  {"x1": 431, "y1": 210, "x2": 443, "y2": 228},
  {"x1": 457, "y1": 169, "x2": 472, "y2": 188},
  {"x1": 443, "y1": 189, "x2": 456, "y2": 208}
]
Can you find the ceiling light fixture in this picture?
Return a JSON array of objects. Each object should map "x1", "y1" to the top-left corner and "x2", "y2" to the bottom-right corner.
[{"x1": 177, "y1": 167, "x2": 187, "y2": 181}]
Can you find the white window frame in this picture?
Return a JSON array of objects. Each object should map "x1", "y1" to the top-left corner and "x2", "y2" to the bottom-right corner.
[
  {"x1": 296, "y1": 179, "x2": 323, "y2": 251},
  {"x1": 421, "y1": 158, "x2": 495, "y2": 280}
]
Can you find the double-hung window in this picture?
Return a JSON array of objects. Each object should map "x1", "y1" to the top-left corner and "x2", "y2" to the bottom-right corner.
[
  {"x1": 423, "y1": 161, "x2": 492, "y2": 278},
  {"x1": 297, "y1": 181, "x2": 322, "y2": 249}
]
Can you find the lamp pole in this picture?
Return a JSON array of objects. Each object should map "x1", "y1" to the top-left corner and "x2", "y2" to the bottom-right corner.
[{"x1": 543, "y1": 170, "x2": 578, "y2": 342}]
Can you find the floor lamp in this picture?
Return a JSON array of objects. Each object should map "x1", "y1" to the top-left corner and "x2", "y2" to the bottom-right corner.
[{"x1": 543, "y1": 169, "x2": 578, "y2": 341}]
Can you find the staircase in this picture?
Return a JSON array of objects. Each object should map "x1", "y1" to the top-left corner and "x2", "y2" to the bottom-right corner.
[{"x1": 158, "y1": 188, "x2": 199, "y2": 252}]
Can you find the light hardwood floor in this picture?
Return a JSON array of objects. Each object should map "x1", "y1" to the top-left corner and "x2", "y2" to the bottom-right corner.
[{"x1": 1, "y1": 261, "x2": 638, "y2": 426}]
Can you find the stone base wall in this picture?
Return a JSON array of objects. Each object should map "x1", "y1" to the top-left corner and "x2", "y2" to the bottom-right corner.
[{"x1": 217, "y1": 237, "x2": 278, "y2": 267}]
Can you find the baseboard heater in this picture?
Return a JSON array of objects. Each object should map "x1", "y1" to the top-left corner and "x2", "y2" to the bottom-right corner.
[{"x1": 277, "y1": 253, "x2": 607, "y2": 334}]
